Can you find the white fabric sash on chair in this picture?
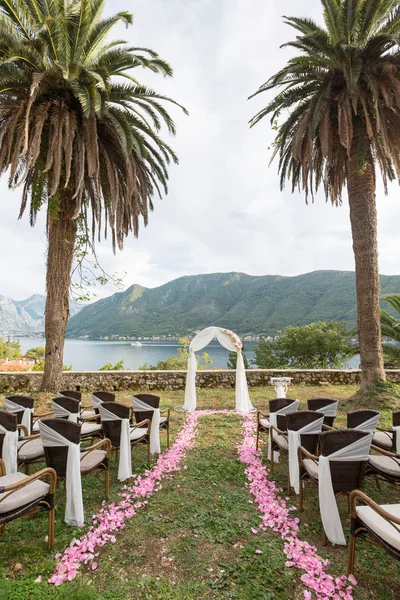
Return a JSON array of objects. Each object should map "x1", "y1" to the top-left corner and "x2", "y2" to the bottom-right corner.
[
  {"x1": 132, "y1": 397, "x2": 160, "y2": 455},
  {"x1": 51, "y1": 400, "x2": 79, "y2": 423},
  {"x1": 354, "y1": 414, "x2": 380, "y2": 433},
  {"x1": 39, "y1": 420, "x2": 84, "y2": 527},
  {"x1": 268, "y1": 400, "x2": 299, "y2": 463},
  {"x1": 319, "y1": 433, "x2": 373, "y2": 545},
  {"x1": 0, "y1": 424, "x2": 18, "y2": 474},
  {"x1": 91, "y1": 395, "x2": 104, "y2": 411},
  {"x1": 5, "y1": 399, "x2": 33, "y2": 436},
  {"x1": 316, "y1": 402, "x2": 338, "y2": 418},
  {"x1": 99, "y1": 405, "x2": 132, "y2": 481},
  {"x1": 288, "y1": 416, "x2": 324, "y2": 494}
]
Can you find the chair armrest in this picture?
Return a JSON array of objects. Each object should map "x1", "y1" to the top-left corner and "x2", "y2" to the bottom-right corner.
[
  {"x1": 80, "y1": 413, "x2": 101, "y2": 422},
  {"x1": 349, "y1": 489, "x2": 400, "y2": 526},
  {"x1": 160, "y1": 408, "x2": 170, "y2": 420},
  {"x1": 80, "y1": 404, "x2": 92, "y2": 410},
  {"x1": 298, "y1": 445, "x2": 319, "y2": 463},
  {"x1": 0, "y1": 467, "x2": 57, "y2": 499},
  {"x1": 0, "y1": 459, "x2": 5, "y2": 477},
  {"x1": 17, "y1": 432, "x2": 41, "y2": 452},
  {"x1": 270, "y1": 424, "x2": 286, "y2": 437},
  {"x1": 322, "y1": 424, "x2": 335, "y2": 431},
  {"x1": 130, "y1": 419, "x2": 151, "y2": 436},
  {"x1": 17, "y1": 424, "x2": 29, "y2": 437},
  {"x1": 370, "y1": 444, "x2": 397, "y2": 457},
  {"x1": 376, "y1": 426, "x2": 393, "y2": 433},
  {"x1": 257, "y1": 410, "x2": 269, "y2": 422},
  {"x1": 80, "y1": 438, "x2": 111, "y2": 459},
  {"x1": 34, "y1": 411, "x2": 53, "y2": 419}
]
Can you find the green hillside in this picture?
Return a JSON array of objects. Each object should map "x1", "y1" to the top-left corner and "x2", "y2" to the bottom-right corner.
[{"x1": 65, "y1": 270, "x2": 400, "y2": 338}]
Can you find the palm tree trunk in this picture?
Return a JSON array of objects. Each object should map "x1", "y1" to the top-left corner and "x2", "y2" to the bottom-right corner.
[
  {"x1": 347, "y1": 142, "x2": 385, "y2": 391},
  {"x1": 41, "y1": 192, "x2": 77, "y2": 391}
]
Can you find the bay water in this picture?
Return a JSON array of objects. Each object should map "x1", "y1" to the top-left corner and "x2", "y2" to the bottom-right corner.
[{"x1": 16, "y1": 337, "x2": 360, "y2": 371}]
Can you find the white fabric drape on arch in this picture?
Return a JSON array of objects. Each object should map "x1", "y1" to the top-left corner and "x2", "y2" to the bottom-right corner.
[
  {"x1": 183, "y1": 327, "x2": 253, "y2": 412},
  {"x1": 39, "y1": 420, "x2": 84, "y2": 526}
]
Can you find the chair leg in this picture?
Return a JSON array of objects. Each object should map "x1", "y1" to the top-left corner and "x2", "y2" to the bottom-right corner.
[
  {"x1": 256, "y1": 427, "x2": 260, "y2": 451},
  {"x1": 299, "y1": 479, "x2": 304, "y2": 512},
  {"x1": 348, "y1": 532, "x2": 356, "y2": 575},
  {"x1": 105, "y1": 469, "x2": 110, "y2": 496},
  {"x1": 374, "y1": 474, "x2": 381, "y2": 491},
  {"x1": 167, "y1": 426, "x2": 170, "y2": 449},
  {"x1": 0, "y1": 524, "x2": 5, "y2": 536},
  {"x1": 48, "y1": 508, "x2": 55, "y2": 548},
  {"x1": 147, "y1": 443, "x2": 151, "y2": 467},
  {"x1": 270, "y1": 450, "x2": 274, "y2": 476},
  {"x1": 24, "y1": 463, "x2": 30, "y2": 475}
]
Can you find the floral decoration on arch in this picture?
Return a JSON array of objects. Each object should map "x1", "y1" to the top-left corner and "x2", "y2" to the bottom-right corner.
[{"x1": 219, "y1": 328, "x2": 242, "y2": 351}]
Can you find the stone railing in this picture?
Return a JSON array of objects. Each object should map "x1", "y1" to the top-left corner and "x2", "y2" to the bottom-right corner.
[{"x1": 1, "y1": 369, "x2": 400, "y2": 393}]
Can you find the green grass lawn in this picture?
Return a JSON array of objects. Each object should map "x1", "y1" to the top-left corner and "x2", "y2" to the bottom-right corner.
[{"x1": 0, "y1": 385, "x2": 399, "y2": 599}]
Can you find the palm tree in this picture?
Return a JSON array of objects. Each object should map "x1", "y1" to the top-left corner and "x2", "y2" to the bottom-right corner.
[
  {"x1": 249, "y1": 0, "x2": 400, "y2": 391},
  {"x1": 381, "y1": 293, "x2": 400, "y2": 367},
  {"x1": 0, "y1": 0, "x2": 187, "y2": 390}
]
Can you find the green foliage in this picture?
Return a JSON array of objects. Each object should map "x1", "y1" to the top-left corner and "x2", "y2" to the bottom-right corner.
[
  {"x1": 381, "y1": 293, "x2": 400, "y2": 368},
  {"x1": 0, "y1": 338, "x2": 21, "y2": 360},
  {"x1": 33, "y1": 361, "x2": 72, "y2": 372},
  {"x1": 253, "y1": 321, "x2": 355, "y2": 369},
  {"x1": 66, "y1": 271, "x2": 400, "y2": 338},
  {"x1": 249, "y1": 0, "x2": 400, "y2": 204},
  {"x1": 99, "y1": 360, "x2": 125, "y2": 371},
  {"x1": 25, "y1": 346, "x2": 45, "y2": 362},
  {"x1": 227, "y1": 346, "x2": 250, "y2": 369},
  {"x1": 140, "y1": 338, "x2": 213, "y2": 371}
]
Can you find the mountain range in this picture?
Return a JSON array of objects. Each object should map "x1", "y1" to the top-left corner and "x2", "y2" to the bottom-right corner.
[
  {"x1": 0, "y1": 295, "x2": 80, "y2": 335},
  {"x1": 65, "y1": 270, "x2": 400, "y2": 338}
]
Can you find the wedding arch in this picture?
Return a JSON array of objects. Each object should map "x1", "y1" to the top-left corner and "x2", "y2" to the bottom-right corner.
[{"x1": 181, "y1": 327, "x2": 254, "y2": 412}]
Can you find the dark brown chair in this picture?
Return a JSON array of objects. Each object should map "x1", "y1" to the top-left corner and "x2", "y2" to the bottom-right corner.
[
  {"x1": 372, "y1": 411, "x2": 400, "y2": 452},
  {"x1": 307, "y1": 398, "x2": 338, "y2": 428},
  {"x1": 256, "y1": 398, "x2": 298, "y2": 450},
  {"x1": 132, "y1": 394, "x2": 170, "y2": 448},
  {"x1": 58, "y1": 390, "x2": 94, "y2": 418},
  {"x1": 348, "y1": 490, "x2": 400, "y2": 575},
  {"x1": 91, "y1": 391, "x2": 116, "y2": 416},
  {"x1": 270, "y1": 411, "x2": 323, "y2": 483},
  {"x1": 40, "y1": 419, "x2": 111, "y2": 497},
  {"x1": 0, "y1": 409, "x2": 44, "y2": 475},
  {"x1": 100, "y1": 402, "x2": 151, "y2": 466},
  {"x1": 347, "y1": 410, "x2": 380, "y2": 430},
  {"x1": 0, "y1": 457, "x2": 56, "y2": 547},
  {"x1": 299, "y1": 429, "x2": 371, "y2": 522},
  {"x1": 5, "y1": 395, "x2": 52, "y2": 435},
  {"x1": 52, "y1": 397, "x2": 102, "y2": 442}
]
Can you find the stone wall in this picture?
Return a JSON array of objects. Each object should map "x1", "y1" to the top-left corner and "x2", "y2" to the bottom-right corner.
[{"x1": 1, "y1": 369, "x2": 400, "y2": 393}]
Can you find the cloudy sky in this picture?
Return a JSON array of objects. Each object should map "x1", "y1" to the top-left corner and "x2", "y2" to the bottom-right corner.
[{"x1": 1, "y1": 0, "x2": 399, "y2": 301}]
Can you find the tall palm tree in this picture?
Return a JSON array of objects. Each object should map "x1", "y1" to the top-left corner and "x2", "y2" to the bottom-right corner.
[
  {"x1": 0, "y1": 0, "x2": 187, "y2": 390},
  {"x1": 249, "y1": 0, "x2": 400, "y2": 391},
  {"x1": 381, "y1": 293, "x2": 400, "y2": 367}
]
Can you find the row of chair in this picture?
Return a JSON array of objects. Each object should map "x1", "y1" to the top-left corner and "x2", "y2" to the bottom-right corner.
[
  {"x1": 0, "y1": 390, "x2": 171, "y2": 547},
  {"x1": 256, "y1": 398, "x2": 400, "y2": 574}
]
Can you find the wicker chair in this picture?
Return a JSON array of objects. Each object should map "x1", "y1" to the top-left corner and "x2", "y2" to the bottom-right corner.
[
  {"x1": 100, "y1": 402, "x2": 151, "y2": 466},
  {"x1": 58, "y1": 390, "x2": 94, "y2": 418},
  {"x1": 347, "y1": 410, "x2": 380, "y2": 430},
  {"x1": 0, "y1": 409, "x2": 45, "y2": 475},
  {"x1": 256, "y1": 398, "x2": 298, "y2": 450},
  {"x1": 270, "y1": 411, "x2": 323, "y2": 483},
  {"x1": 52, "y1": 397, "x2": 103, "y2": 442},
  {"x1": 0, "y1": 457, "x2": 56, "y2": 547},
  {"x1": 366, "y1": 444, "x2": 400, "y2": 488},
  {"x1": 5, "y1": 395, "x2": 52, "y2": 434},
  {"x1": 298, "y1": 429, "x2": 371, "y2": 542},
  {"x1": 92, "y1": 391, "x2": 115, "y2": 413},
  {"x1": 348, "y1": 490, "x2": 400, "y2": 575},
  {"x1": 132, "y1": 393, "x2": 171, "y2": 448},
  {"x1": 41, "y1": 418, "x2": 111, "y2": 496},
  {"x1": 372, "y1": 411, "x2": 400, "y2": 452},
  {"x1": 307, "y1": 398, "x2": 338, "y2": 428}
]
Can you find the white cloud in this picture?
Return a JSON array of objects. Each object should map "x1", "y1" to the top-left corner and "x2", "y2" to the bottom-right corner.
[{"x1": 0, "y1": 0, "x2": 399, "y2": 301}]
